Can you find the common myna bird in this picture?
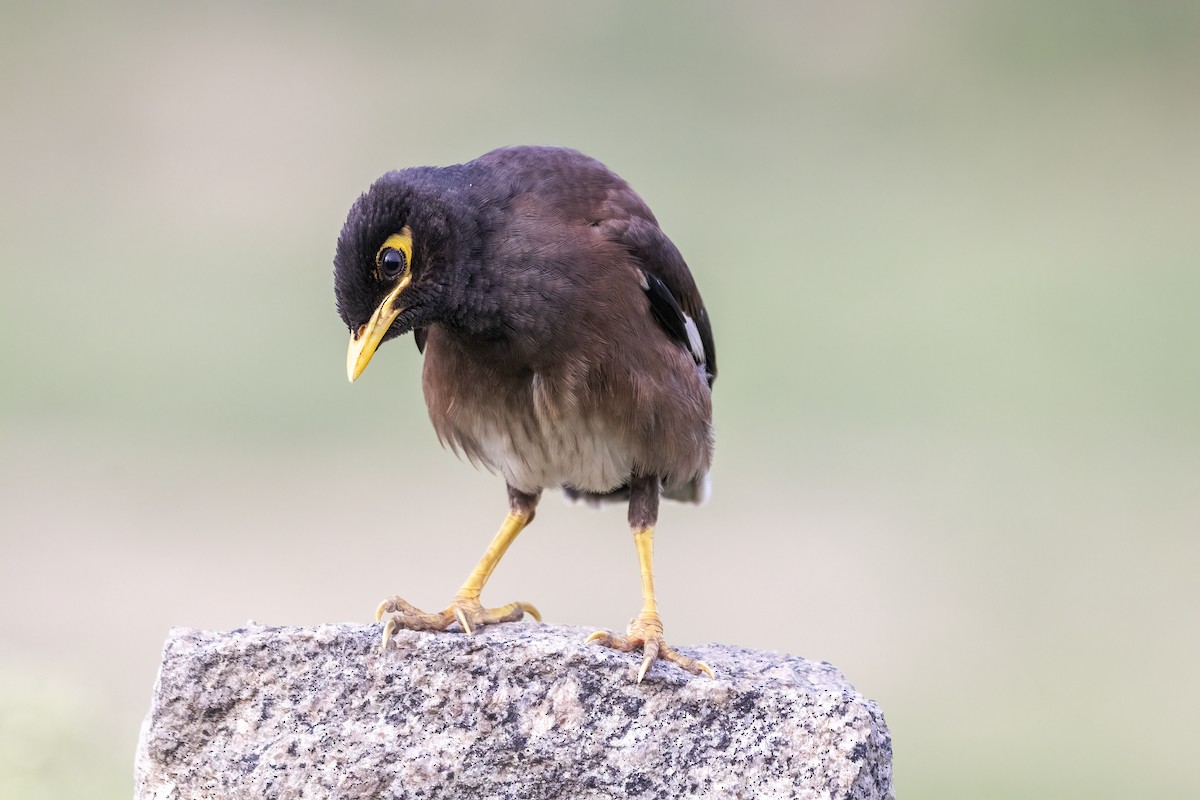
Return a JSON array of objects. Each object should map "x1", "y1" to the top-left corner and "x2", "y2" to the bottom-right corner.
[{"x1": 334, "y1": 146, "x2": 716, "y2": 681}]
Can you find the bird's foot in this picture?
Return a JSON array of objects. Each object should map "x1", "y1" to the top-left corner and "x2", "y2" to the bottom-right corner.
[
  {"x1": 375, "y1": 594, "x2": 541, "y2": 648},
  {"x1": 586, "y1": 611, "x2": 714, "y2": 682}
]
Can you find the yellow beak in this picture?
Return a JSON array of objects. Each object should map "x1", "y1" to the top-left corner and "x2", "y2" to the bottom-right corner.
[{"x1": 346, "y1": 273, "x2": 412, "y2": 382}]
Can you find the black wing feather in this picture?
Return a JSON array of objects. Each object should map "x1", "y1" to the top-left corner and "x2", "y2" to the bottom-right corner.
[
  {"x1": 642, "y1": 271, "x2": 692, "y2": 355},
  {"x1": 618, "y1": 216, "x2": 717, "y2": 386}
]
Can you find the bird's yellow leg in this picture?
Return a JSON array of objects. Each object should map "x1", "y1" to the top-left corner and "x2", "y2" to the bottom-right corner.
[
  {"x1": 587, "y1": 525, "x2": 714, "y2": 682},
  {"x1": 376, "y1": 506, "x2": 541, "y2": 648}
]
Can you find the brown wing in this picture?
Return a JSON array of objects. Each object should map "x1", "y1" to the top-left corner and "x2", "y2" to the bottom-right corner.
[
  {"x1": 474, "y1": 146, "x2": 717, "y2": 385},
  {"x1": 612, "y1": 211, "x2": 717, "y2": 386}
]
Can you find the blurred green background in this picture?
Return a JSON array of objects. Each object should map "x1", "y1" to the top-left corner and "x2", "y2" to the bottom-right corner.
[{"x1": 2, "y1": 1, "x2": 1197, "y2": 797}]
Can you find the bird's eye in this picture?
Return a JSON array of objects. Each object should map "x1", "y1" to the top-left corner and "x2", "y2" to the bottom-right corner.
[{"x1": 379, "y1": 247, "x2": 407, "y2": 280}]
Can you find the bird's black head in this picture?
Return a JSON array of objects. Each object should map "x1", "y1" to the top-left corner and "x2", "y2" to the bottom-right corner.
[{"x1": 334, "y1": 169, "x2": 460, "y2": 381}]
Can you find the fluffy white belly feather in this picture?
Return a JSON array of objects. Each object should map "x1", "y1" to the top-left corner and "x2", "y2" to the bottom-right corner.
[{"x1": 471, "y1": 410, "x2": 631, "y2": 495}]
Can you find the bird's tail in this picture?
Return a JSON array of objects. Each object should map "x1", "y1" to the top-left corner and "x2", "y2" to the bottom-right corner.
[{"x1": 561, "y1": 473, "x2": 710, "y2": 507}]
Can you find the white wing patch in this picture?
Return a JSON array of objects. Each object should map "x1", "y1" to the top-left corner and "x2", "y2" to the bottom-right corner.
[{"x1": 683, "y1": 313, "x2": 705, "y2": 366}]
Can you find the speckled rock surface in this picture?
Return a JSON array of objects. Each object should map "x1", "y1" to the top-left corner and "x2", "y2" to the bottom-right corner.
[{"x1": 135, "y1": 623, "x2": 892, "y2": 799}]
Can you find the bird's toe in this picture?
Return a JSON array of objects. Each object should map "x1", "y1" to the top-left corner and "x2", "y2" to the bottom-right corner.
[
  {"x1": 586, "y1": 612, "x2": 714, "y2": 682},
  {"x1": 376, "y1": 594, "x2": 540, "y2": 649}
]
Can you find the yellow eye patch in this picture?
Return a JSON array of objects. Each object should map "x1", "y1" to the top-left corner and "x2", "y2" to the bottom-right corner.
[{"x1": 375, "y1": 226, "x2": 414, "y2": 278}]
